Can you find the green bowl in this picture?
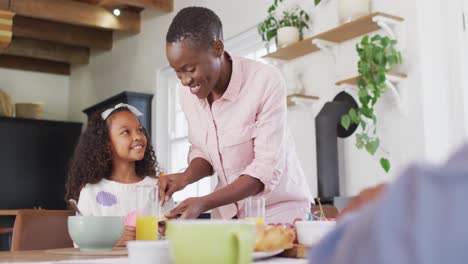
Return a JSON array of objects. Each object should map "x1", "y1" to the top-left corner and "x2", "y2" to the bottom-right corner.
[{"x1": 68, "y1": 216, "x2": 125, "y2": 252}]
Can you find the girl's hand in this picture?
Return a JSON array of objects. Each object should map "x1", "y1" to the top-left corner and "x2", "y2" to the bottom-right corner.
[
  {"x1": 158, "y1": 221, "x2": 167, "y2": 237},
  {"x1": 165, "y1": 197, "x2": 208, "y2": 220},
  {"x1": 115, "y1": 225, "x2": 136, "y2": 247},
  {"x1": 158, "y1": 172, "x2": 190, "y2": 206}
]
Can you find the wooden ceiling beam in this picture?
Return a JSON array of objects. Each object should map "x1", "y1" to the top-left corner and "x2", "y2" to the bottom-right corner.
[
  {"x1": 1, "y1": 0, "x2": 140, "y2": 33},
  {"x1": 75, "y1": 0, "x2": 172, "y2": 11},
  {"x1": 13, "y1": 16, "x2": 113, "y2": 50},
  {"x1": 0, "y1": 10, "x2": 14, "y2": 51},
  {"x1": 111, "y1": 0, "x2": 173, "y2": 11},
  {"x1": 0, "y1": 55, "x2": 70, "y2": 75},
  {"x1": 2, "y1": 37, "x2": 90, "y2": 64}
]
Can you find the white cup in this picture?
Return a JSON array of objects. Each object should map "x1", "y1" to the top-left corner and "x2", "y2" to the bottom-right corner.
[{"x1": 127, "y1": 240, "x2": 171, "y2": 264}]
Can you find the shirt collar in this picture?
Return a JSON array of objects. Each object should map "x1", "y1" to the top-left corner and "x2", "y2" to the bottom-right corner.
[
  {"x1": 198, "y1": 52, "x2": 242, "y2": 105},
  {"x1": 220, "y1": 52, "x2": 242, "y2": 102}
]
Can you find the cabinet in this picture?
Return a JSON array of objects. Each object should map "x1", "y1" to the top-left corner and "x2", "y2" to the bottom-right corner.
[
  {"x1": 83, "y1": 91, "x2": 154, "y2": 136},
  {"x1": 0, "y1": 117, "x2": 82, "y2": 210}
]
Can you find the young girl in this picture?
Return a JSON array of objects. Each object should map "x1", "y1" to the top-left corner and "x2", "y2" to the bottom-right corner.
[{"x1": 65, "y1": 103, "x2": 172, "y2": 247}]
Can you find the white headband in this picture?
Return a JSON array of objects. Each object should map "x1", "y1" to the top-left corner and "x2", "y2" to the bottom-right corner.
[{"x1": 101, "y1": 103, "x2": 143, "y2": 120}]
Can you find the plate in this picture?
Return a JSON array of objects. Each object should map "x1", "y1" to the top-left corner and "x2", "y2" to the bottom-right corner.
[{"x1": 253, "y1": 249, "x2": 284, "y2": 260}]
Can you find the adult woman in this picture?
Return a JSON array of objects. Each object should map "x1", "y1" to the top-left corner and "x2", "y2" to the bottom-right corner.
[{"x1": 159, "y1": 6, "x2": 312, "y2": 224}]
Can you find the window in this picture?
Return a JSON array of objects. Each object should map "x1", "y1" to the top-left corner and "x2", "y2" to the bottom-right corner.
[
  {"x1": 166, "y1": 76, "x2": 212, "y2": 203},
  {"x1": 225, "y1": 26, "x2": 269, "y2": 60},
  {"x1": 162, "y1": 26, "x2": 267, "y2": 203}
]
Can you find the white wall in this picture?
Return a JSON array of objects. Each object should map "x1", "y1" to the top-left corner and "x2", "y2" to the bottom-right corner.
[
  {"x1": 68, "y1": 0, "x2": 468, "y2": 197},
  {"x1": 0, "y1": 68, "x2": 69, "y2": 121},
  {"x1": 285, "y1": 0, "x2": 468, "y2": 196},
  {"x1": 68, "y1": 0, "x2": 271, "y2": 123},
  {"x1": 283, "y1": 0, "x2": 426, "y2": 196}
]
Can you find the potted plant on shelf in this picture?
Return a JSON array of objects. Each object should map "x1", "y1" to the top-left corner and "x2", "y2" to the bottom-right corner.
[
  {"x1": 258, "y1": 0, "x2": 311, "y2": 49},
  {"x1": 341, "y1": 34, "x2": 403, "y2": 173}
]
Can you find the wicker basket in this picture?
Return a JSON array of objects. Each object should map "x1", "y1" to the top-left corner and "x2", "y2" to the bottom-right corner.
[
  {"x1": 0, "y1": 90, "x2": 14, "y2": 117},
  {"x1": 15, "y1": 103, "x2": 44, "y2": 119}
]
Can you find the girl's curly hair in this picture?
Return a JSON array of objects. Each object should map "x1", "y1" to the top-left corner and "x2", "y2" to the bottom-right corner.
[{"x1": 65, "y1": 107, "x2": 158, "y2": 201}]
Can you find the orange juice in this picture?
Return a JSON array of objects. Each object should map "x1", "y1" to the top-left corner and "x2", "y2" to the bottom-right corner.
[
  {"x1": 136, "y1": 215, "x2": 158, "y2": 240},
  {"x1": 245, "y1": 217, "x2": 265, "y2": 225}
]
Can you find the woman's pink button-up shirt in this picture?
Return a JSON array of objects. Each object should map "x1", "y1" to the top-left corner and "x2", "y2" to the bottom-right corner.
[{"x1": 179, "y1": 55, "x2": 312, "y2": 224}]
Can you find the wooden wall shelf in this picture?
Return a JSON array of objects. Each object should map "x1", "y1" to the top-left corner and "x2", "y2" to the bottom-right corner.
[
  {"x1": 287, "y1": 93, "x2": 320, "y2": 107},
  {"x1": 263, "y1": 12, "x2": 404, "y2": 61},
  {"x1": 287, "y1": 93, "x2": 320, "y2": 100},
  {"x1": 335, "y1": 72, "x2": 407, "y2": 86}
]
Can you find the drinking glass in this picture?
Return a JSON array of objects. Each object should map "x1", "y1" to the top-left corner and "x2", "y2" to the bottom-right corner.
[
  {"x1": 244, "y1": 196, "x2": 265, "y2": 225},
  {"x1": 136, "y1": 185, "x2": 159, "y2": 240}
]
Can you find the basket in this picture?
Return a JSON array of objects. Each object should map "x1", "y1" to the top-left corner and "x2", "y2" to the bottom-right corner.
[
  {"x1": 15, "y1": 103, "x2": 44, "y2": 119},
  {"x1": 0, "y1": 90, "x2": 14, "y2": 117}
]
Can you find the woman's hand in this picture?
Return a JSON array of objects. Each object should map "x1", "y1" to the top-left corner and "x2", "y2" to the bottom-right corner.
[
  {"x1": 115, "y1": 225, "x2": 136, "y2": 247},
  {"x1": 165, "y1": 197, "x2": 208, "y2": 220},
  {"x1": 158, "y1": 172, "x2": 190, "y2": 206}
]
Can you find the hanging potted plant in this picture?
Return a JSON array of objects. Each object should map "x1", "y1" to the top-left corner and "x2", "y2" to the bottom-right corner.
[
  {"x1": 258, "y1": 0, "x2": 311, "y2": 49},
  {"x1": 341, "y1": 35, "x2": 403, "y2": 173}
]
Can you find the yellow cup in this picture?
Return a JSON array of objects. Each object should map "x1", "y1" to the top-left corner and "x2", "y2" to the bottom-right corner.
[
  {"x1": 135, "y1": 185, "x2": 159, "y2": 240},
  {"x1": 136, "y1": 216, "x2": 158, "y2": 240}
]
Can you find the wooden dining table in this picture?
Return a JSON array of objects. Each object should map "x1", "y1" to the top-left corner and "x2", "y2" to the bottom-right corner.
[
  {"x1": 0, "y1": 250, "x2": 124, "y2": 262},
  {"x1": 0, "y1": 250, "x2": 308, "y2": 263}
]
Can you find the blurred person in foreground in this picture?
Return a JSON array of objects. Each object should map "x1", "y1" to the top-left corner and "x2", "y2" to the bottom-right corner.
[{"x1": 310, "y1": 143, "x2": 468, "y2": 264}]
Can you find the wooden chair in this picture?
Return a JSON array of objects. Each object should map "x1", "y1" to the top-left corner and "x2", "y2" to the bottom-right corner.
[
  {"x1": 10, "y1": 210, "x2": 74, "y2": 251},
  {"x1": 0, "y1": 227, "x2": 13, "y2": 235},
  {"x1": 0, "y1": 227, "x2": 13, "y2": 250}
]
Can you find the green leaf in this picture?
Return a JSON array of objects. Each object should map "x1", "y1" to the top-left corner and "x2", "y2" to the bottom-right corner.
[
  {"x1": 349, "y1": 108, "x2": 359, "y2": 124},
  {"x1": 372, "y1": 114, "x2": 377, "y2": 125},
  {"x1": 371, "y1": 90, "x2": 380, "y2": 105},
  {"x1": 357, "y1": 77, "x2": 366, "y2": 89},
  {"x1": 398, "y1": 52, "x2": 403, "y2": 64},
  {"x1": 371, "y1": 35, "x2": 382, "y2": 42},
  {"x1": 360, "y1": 95, "x2": 371, "y2": 107},
  {"x1": 377, "y1": 71, "x2": 386, "y2": 84},
  {"x1": 356, "y1": 134, "x2": 365, "y2": 149},
  {"x1": 360, "y1": 133, "x2": 369, "y2": 141},
  {"x1": 361, "y1": 35, "x2": 369, "y2": 45},
  {"x1": 381, "y1": 37, "x2": 390, "y2": 47},
  {"x1": 361, "y1": 107, "x2": 374, "y2": 118},
  {"x1": 365, "y1": 138, "x2": 380, "y2": 155},
  {"x1": 380, "y1": 158, "x2": 391, "y2": 173},
  {"x1": 375, "y1": 50, "x2": 384, "y2": 64},
  {"x1": 360, "y1": 120, "x2": 367, "y2": 130},
  {"x1": 341, "y1": 115, "x2": 351, "y2": 130},
  {"x1": 358, "y1": 87, "x2": 368, "y2": 99},
  {"x1": 358, "y1": 63, "x2": 369, "y2": 74}
]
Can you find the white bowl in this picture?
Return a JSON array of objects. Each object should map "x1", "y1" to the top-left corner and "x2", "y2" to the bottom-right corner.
[
  {"x1": 128, "y1": 240, "x2": 171, "y2": 264},
  {"x1": 295, "y1": 221, "x2": 336, "y2": 246}
]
